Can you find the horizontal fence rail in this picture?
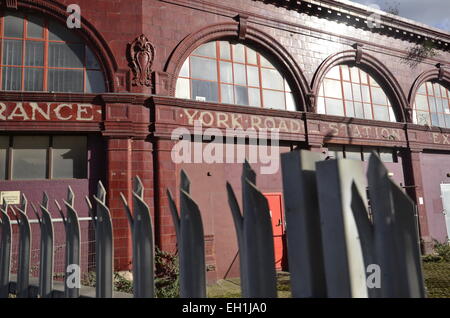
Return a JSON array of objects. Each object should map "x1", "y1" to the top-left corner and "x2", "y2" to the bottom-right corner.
[{"x1": 0, "y1": 150, "x2": 425, "y2": 298}]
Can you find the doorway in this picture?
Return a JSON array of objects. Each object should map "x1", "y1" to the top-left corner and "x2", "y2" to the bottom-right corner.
[
  {"x1": 264, "y1": 193, "x2": 286, "y2": 270},
  {"x1": 440, "y1": 184, "x2": 450, "y2": 242}
]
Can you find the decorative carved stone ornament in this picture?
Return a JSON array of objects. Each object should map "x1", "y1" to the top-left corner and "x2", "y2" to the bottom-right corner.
[
  {"x1": 128, "y1": 34, "x2": 155, "y2": 87},
  {"x1": 237, "y1": 14, "x2": 249, "y2": 41},
  {"x1": 436, "y1": 63, "x2": 446, "y2": 81},
  {"x1": 352, "y1": 43, "x2": 364, "y2": 64}
]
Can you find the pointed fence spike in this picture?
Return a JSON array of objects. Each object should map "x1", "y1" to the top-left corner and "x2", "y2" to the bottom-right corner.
[
  {"x1": 20, "y1": 193, "x2": 27, "y2": 215},
  {"x1": 134, "y1": 176, "x2": 144, "y2": 199},
  {"x1": 167, "y1": 189, "x2": 180, "y2": 239},
  {"x1": 119, "y1": 193, "x2": 134, "y2": 228},
  {"x1": 179, "y1": 189, "x2": 206, "y2": 298},
  {"x1": 30, "y1": 202, "x2": 41, "y2": 225},
  {"x1": 54, "y1": 200, "x2": 66, "y2": 224},
  {"x1": 42, "y1": 192, "x2": 49, "y2": 211},
  {"x1": 67, "y1": 186, "x2": 75, "y2": 207},
  {"x1": 0, "y1": 206, "x2": 12, "y2": 298},
  {"x1": 97, "y1": 181, "x2": 107, "y2": 204},
  {"x1": 180, "y1": 170, "x2": 190, "y2": 193}
]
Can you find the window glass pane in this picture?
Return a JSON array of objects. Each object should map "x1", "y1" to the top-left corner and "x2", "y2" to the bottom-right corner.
[
  {"x1": 317, "y1": 97, "x2": 326, "y2": 114},
  {"x1": 247, "y1": 47, "x2": 257, "y2": 65},
  {"x1": 24, "y1": 68, "x2": 44, "y2": 91},
  {"x1": 219, "y1": 41, "x2": 231, "y2": 60},
  {"x1": 370, "y1": 76, "x2": 380, "y2": 87},
  {"x1": 232, "y1": 44, "x2": 245, "y2": 63},
  {"x1": 379, "y1": 148, "x2": 395, "y2": 163},
  {"x1": 3, "y1": 39, "x2": 23, "y2": 65},
  {"x1": 25, "y1": 41, "x2": 44, "y2": 66},
  {"x1": 345, "y1": 101, "x2": 355, "y2": 117},
  {"x1": 341, "y1": 65, "x2": 350, "y2": 81},
  {"x1": 263, "y1": 90, "x2": 285, "y2": 110},
  {"x1": 373, "y1": 105, "x2": 389, "y2": 121},
  {"x1": 248, "y1": 87, "x2": 261, "y2": 107},
  {"x1": 326, "y1": 66, "x2": 341, "y2": 80},
  {"x1": 323, "y1": 79, "x2": 342, "y2": 99},
  {"x1": 363, "y1": 103, "x2": 373, "y2": 119},
  {"x1": 354, "y1": 102, "x2": 364, "y2": 118},
  {"x1": 221, "y1": 84, "x2": 234, "y2": 104},
  {"x1": 415, "y1": 94, "x2": 429, "y2": 111},
  {"x1": 52, "y1": 136, "x2": 87, "y2": 179},
  {"x1": 12, "y1": 136, "x2": 48, "y2": 180},
  {"x1": 261, "y1": 68, "x2": 284, "y2": 90},
  {"x1": 446, "y1": 115, "x2": 450, "y2": 128},
  {"x1": 342, "y1": 82, "x2": 352, "y2": 100},
  {"x1": 417, "y1": 84, "x2": 427, "y2": 95},
  {"x1": 350, "y1": 67, "x2": 360, "y2": 83},
  {"x1": 235, "y1": 86, "x2": 249, "y2": 106},
  {"x1": 193, "y1": 42, "x2": 216, "y2": 58},
  {"x1": 179, "y1": 59, "x2": 190, "y2": 77},
  {"x1": 191, "y1": 80, "x2": 218, "y2": 102},
  {"x1": 371, "y1": 86, "x2": 387, "y2": 105},
  {"x1": 416, "y1": 111, "x2": 430, "y2": 125},
  {"x1": 190, "y1": 56, "x2": 217, "y2": 81},
  {"x1": 233, "y1": 63, "x2": 246, "y2": 86},
  {"x1": 345, "y1": 146, "x2": 361, "y2": 160},
  {"x1": 175, "y1": 78, "x2": 190, "y2": 99},
  {"x1": 286, "y1": 93, "x2": 296, "y2": 111},
  {"x1": 48, "y1": 21, "x2": 81, "y2": 42},
  {"x1": 352, "y1": 83, "x2": 362, "y2": 102},
  {"x1": 2, "y1": 67, "x2": 22, "y2": 91},
  {"x1": 284, "y1": 80, "x2": 292, "y2": 92},
  {"x1": 86, "y1": 70, "x2": 106, "y2": 93},
  {"x1": 0, "y1": 136, "x2": 7, "y2": 180},
  {"x1": 360, "y1": 71, "x2": 368, "y2": 84},
  {"x1": 427, "y1": 96, "x2": 437, "y2": 113},
  {"x1": 260, "y1": 55, "x2": 274, "y2": 68},
  {"x1": 219, "y1": 61, "x2": 233, "y2": 83},
  {"x1": 433, "y1": 83, "x2": 442, "y2": 97},
  {"x1": 86, "y1": 46, "x2": 101, "y2": 69},
  {"x1": 48, "y1": 69, "x2": 83, "y2": 93},
  {"x1": 389, "y1": 107, "x2": 396, "y2": 122},
  {"x1": 4, "y1": 13, "x2": 24, "y2": 38},
  {"x1": 325, "y1": 98, "x2": 344, "y2": 116},
  {"x1": 48, "y1": 43, "x2": 84, "y2": 68},
  {"x1": 247, "y1": 65, "x2": 259, "y2": 87},
  {"x1": 361, "y1": 85, "x2": 371, "y2": 103},
  {"x1": 27, "y1": 15, "x2": 44, "y2": 38}
]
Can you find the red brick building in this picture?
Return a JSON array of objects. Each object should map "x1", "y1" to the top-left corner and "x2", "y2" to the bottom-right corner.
[{"x1": 0, "y1": 0, "x2": 449, "y2": 282}]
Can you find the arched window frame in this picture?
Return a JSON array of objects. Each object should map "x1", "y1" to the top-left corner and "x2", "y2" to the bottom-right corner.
[
  {"x1": 175, "y1": 40, "x2": 296, "y2": 111},
  {"x1": 412, "y1": 81, "x2": 450, "y2": 128},
  {"x1": 317, "y1": 64, "x2": 397, "y2": 122},
  {"x1": 0, "y1": 9, "x2": 107, "y2": 93}
]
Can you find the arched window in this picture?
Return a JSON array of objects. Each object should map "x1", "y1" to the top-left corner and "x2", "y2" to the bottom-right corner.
[
  {"x1": 413, "y1": 82, "x2": 450, "y2": 128},
  {"x1": 317, "y1": 65, "x2": 396, "y2": 122},
  {"x1": 175, "y1": 41, "x2": 296, "y2": 111},
  {"x1": 0, "y1": 11, "x2": 106, "y2": 93}
]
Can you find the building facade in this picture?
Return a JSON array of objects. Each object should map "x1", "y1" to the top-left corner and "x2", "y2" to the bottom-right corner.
[{"x1": 0, "y1": 0, "x2": 449, "y2": 282}]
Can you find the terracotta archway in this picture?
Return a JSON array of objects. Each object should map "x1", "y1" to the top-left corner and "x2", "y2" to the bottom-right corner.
[
  {"x1": 16, "y1": 0, "x2": 118, "y2": 92},
  {"x1": 311, "y1": 50, "x2": 409, "y2": 122},
  {"x1": 164, "y1": 22, "x2": 311, "y2": 111}
]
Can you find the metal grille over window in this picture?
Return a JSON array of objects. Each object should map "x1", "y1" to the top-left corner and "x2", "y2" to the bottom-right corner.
[
  {"x1": 0, "y1": 11, "x2": 106, "y2": 93},
  {"x1": 413, "y1": 82, "x2": 450, "y2": 129},
  {"x1": 317, "y1": 65, "x2": 397, "y2": 122},
  {"x1": 175, "y1": 41, "x2": 296, "y2": 111}
]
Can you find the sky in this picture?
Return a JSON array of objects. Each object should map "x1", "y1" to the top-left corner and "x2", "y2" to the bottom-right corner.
[{"x1": 347, "y1": 0, "x2": 450, "y2": 32}]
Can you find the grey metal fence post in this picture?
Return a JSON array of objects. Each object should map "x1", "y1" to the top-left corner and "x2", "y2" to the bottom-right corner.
[
  {"x1": 168, "y1": 170, "x2": 206, "y2": 298},
  {"x1": 227, "y1": 161, "x2": 277, "y2": 298},
  {"x1": 315, "y1": 159, "x2": 369, "y2": 298},
  {"x1": 0, "y1": 201, "x2": 12, "y2": 298},
  {"x1": 13, "y1": 194, "x2": 31, "y2": 298},
  {"x1": 367, "y1": 153, "x2": 425, "y2": 298},
  {"x1": 31, "y1": 192, "x2": 54, "y2": 298},
  {"x1": 55, "y1": 186, "x2": 81, "y2": 298},
  {"x1": 120, "y1": 176, "x2": 154, "y2": 298},
  {"x1": 280, "y1": 150, "x2": 327, "y2": 298},
  {"x1": 85, "y1": 181, "x2": 114, "y2": 298}
]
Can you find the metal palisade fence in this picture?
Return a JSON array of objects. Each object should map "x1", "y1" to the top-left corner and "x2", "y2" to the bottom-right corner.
[{"x1": 0, "y1": 150, "x2": 425, "y2": 298}]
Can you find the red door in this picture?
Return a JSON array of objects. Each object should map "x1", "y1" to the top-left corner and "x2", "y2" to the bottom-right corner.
[{"x1": 264, "y1": 193, "x2": 285, "y2": 270}]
